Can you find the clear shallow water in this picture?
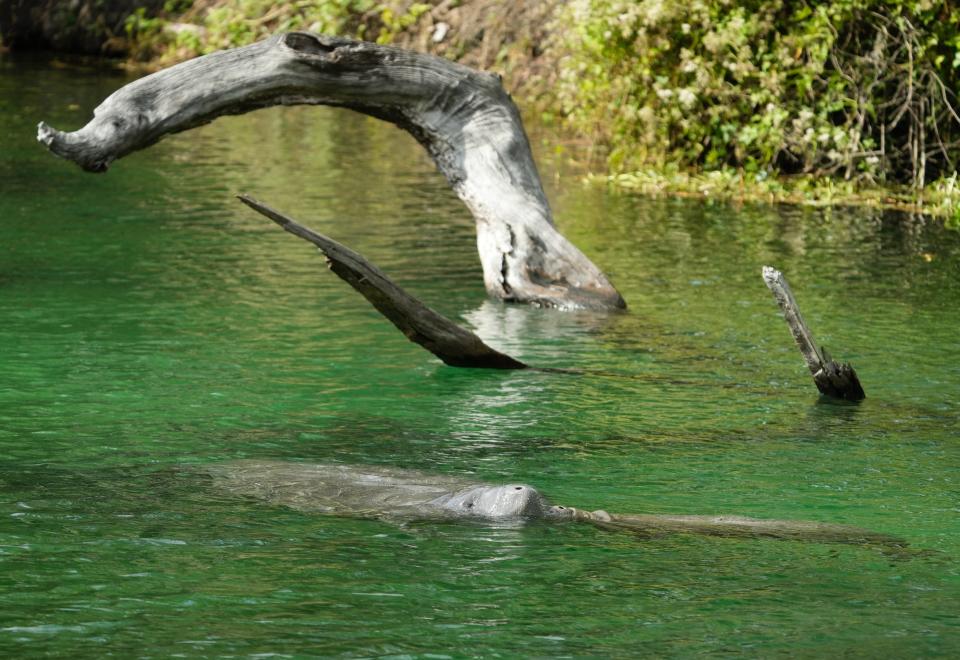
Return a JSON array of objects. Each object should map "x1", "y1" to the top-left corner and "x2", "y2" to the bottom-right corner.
[{"x1": 1, "y1": 53, "x2": 959, "y2": 656}]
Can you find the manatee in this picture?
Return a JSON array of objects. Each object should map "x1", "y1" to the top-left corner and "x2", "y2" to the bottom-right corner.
[
  {"x1": 205, "y1": 460, "x2": 906, "y2": 547},
  {"x1": 206, "y1": 460, "x2": 559, "y2": 521}
]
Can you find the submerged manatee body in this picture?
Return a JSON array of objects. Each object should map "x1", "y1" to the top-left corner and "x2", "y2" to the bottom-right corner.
[
  {"x1": 206, "y1": 460, "x2": 566, "y2": 521},
  {"x1": 205, "y1": 460, "x2": 904, "y2": 547}
]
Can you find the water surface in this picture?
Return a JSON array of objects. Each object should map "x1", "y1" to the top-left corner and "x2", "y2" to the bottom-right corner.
[{"x1": 2, "y1": 53, "x2": 959, "y2": 656}]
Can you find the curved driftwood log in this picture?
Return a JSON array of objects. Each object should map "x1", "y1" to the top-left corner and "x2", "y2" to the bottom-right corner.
[
  {"x1": 36, "y1": 31, "x2": 625, "y2": 311},
  {"x1": 239, "y1": 195, "x2": 526, "y2": 369},
  {"x1": 762, "y1": 266, "x2": 865, "y2": 401}
]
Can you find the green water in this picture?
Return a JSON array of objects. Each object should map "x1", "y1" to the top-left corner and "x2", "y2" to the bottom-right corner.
[{"x1": 2, "y1": 54, "x2": 959, "y2": 657}]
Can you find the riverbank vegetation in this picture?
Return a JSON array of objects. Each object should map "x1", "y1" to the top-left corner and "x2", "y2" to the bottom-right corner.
[
  {"x1": 62, "y1": 1, "x2": 960, "y2": 225},
  {"x1": 552, "y1": 0, "x2": 960, "y2": 225}
]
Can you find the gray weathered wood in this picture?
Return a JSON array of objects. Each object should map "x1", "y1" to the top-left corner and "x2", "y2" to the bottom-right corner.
[
  {"x1": 238, "y1": 194, "x2": 526, "y2": 369},
  {"x1": 36, "y1": 31, "x2": 625, "y2": 311},
  {"x1": 762, "y1": 266, "x2": 865, "y2": 401}
]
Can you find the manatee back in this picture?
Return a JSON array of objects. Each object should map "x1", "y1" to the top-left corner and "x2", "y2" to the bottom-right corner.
[{"x1": 205, "y1": 460, "x2": 477, "y2": 519}]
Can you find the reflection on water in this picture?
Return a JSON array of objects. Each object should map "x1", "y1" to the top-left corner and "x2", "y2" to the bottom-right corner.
[{"x1": 1, "y1": 53, "x2": 960, "y2": 657}]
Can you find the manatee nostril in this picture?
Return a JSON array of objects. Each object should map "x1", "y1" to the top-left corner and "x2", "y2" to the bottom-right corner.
[
  {"x1": 464, "y1": 502, "x2": 473, "y2": 508},
  {"x1": 515, "y1": 486, "x2": 523, "y2": 490}
]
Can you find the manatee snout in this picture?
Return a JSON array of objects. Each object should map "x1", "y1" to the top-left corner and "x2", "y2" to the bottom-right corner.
[
  {"x1": 476, "y1": 484, "x2": 545, "y2": 517},
  {"x1": 443, "y1": 483, "x2": 550, "y2": 518}
]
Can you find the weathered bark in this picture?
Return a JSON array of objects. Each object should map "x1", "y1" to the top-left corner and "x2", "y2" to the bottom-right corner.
[
  {"x1": 239, "y1": 195, "x2": 526, "y2": 369},
  {"x1": 36, "y1": 31, "x2": 625, "y2": 311},
  {"x1": 762, "y1": 266, "x2": 865, "y2": 401}
]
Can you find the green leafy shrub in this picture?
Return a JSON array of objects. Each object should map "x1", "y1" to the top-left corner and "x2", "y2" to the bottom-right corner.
[{"x1": 551, "y1": 0, "x2": 960, "y2": 189}]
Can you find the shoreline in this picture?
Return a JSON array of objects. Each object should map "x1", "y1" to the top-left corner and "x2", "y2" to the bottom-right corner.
[{"x1": 596, "y1": 169, "x2": 960, "y2": 227}]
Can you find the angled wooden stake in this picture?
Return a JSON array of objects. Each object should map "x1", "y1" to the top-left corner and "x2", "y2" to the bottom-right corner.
[
  {"x1": 762, "y1": 266, "x2": 865, "y2": 401},
  {"x1": 239, "y1": 195, "x2": 526, "y2": 370}
]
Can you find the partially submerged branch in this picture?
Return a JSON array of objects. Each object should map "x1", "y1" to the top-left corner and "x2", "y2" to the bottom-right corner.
[
  {"x1": 239, "y1": 195, "x2": 526, "y2": 369},
  {"x1": 762, "y1": 266, "x2": 865, "y2": 401},
  {"x1": 576, "y1": 510, "x2": 904, "y2": 546},
  {"x1": 37, "y1": 31, "x2": 624, "y2": 311}
]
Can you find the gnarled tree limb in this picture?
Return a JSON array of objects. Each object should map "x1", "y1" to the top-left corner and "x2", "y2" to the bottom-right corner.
[
  {"x1": 37, "y1": 31, "x2": 625, "y2": 311},
  {"x1": 239, "y1": 194, "x2": 526, "y2": 369}
]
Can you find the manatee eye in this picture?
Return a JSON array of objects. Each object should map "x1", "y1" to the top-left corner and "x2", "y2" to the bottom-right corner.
[{"x1": 464, "y1": 502, "x2": 473, "y2": 508}]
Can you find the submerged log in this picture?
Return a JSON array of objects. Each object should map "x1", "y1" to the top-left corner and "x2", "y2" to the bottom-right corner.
[
  {"x1": 36, "y1": 31, "x2": 625, "y2": 312},
  {"x1": 577, "y1": 511, "x2": 902, "y2": 546},
  {"x1": 762, "y1": 266, "x2": 865, "y2": 401},
  {"x1": 239, "y1": 195, "x2": 526, "y2": 369}
]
